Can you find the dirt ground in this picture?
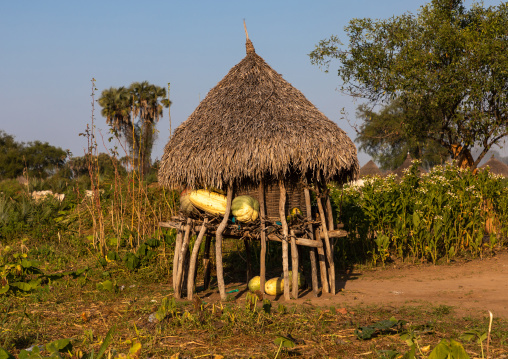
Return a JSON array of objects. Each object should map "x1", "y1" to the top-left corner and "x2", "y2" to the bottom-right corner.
[{"x1": 208, "y1": 249, "x2": 508, "y2": 319}]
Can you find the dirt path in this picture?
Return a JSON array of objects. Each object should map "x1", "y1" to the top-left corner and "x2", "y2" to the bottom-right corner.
[
  {"x1": 292, "y1": 250, "x2": 508, "y2": 318},
  {"x1": 206, "y1": 250, "x2": 508, "y2": 319}
]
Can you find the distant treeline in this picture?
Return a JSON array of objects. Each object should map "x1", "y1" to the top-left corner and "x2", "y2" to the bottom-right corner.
[{"x1": 0, "y1": 130, "x2": 132, "y2": 181}]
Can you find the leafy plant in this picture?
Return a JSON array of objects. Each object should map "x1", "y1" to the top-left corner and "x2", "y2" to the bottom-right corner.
[
  {"x1": 428, "y1": 339, "x2": 470, "y2": 359},
  {"x1": 355, "y1": 317, "x2": 406, "y2": 340}
]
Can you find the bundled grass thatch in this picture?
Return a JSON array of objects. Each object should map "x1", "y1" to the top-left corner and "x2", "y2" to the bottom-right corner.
[
  {"x1": 480, "y1": 155, "x2": 508, "y2": 177},
  {"x1": 360, "y1": 160, "x2": 382, "y2": 178},
  {"x1": 158, "y1": 39, "x2": 359, "y2": 190}
]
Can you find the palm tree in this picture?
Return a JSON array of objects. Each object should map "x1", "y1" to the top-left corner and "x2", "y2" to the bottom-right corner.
[
  {"x1": 98, "y1": 87, "x2": 134, "y2": 150},
  {"x1": 98, "y1": 83, "x2": 171, "y2": 175},
  {"x1": 129, "y1": 81, "x2": 170, "y2": 175}
]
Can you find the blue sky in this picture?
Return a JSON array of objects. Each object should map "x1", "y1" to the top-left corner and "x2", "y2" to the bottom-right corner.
[{"x1": 0, "y1": 1, "x2": 501, "y2": 166}]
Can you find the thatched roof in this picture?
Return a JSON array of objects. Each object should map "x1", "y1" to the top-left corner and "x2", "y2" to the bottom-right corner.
[
  {"x1": 158, "y1": 38, "x2": 359, "y2": 190},
  {"x1": 360, "y1": 160, "x2": 382, "y2": 178},
  {"x1": 480, "y1": 155, "x2": 508, "y2": 177},
  {"x1": 391, "y1": 153, "x2": 426, "y2": 178}
]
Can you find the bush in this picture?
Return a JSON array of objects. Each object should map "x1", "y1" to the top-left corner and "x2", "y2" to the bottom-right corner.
[{"x1": 332, "y1": 161, "x2": 508, "y2": 265}]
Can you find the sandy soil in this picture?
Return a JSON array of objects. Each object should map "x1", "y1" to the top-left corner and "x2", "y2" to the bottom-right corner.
[{"x1": 209, "y1": 249, "x2": 508, "y2": 319}]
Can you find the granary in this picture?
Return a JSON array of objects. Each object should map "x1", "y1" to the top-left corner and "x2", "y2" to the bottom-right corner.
[
  {"x1": 359, "y1": 160, "x2": 382, "y2": 178},
  {"x1": 479, "y1": 155, "x2": 508, "y2": 177},
  {"x1": 390, "y1": 152, "x2": 426, "y2": 178},
  {"x1": 158, "y1": 27, "x2": 359, "y2": 301}
]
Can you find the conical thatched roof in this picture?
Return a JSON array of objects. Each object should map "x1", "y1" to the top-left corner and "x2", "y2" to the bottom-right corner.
[
  {"x1": 158, "y1": 38, "x2": 359, "y2": 190},
  {"x1": 391, "y1": 153, "x2": 426, "y2": 178},
  {"x1": 360, "y1": 160, "x2": 382, "y2": 178},
  {"x1": 480, "y1": 155, "x2": 508, "y2": 177}
]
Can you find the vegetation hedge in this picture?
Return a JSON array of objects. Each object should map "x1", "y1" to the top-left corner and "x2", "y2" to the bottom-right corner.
[{"x1": 331, "y1": 161, "x2": 508, "y2": 266}]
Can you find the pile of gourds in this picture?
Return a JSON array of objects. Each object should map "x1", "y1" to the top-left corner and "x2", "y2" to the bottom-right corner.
[
  {"x1": 247, "y1": 272, "x2": 305, "y2": 295},
  {"x1": 180, "y1": 189, "x2": 260, "y2": 223}
]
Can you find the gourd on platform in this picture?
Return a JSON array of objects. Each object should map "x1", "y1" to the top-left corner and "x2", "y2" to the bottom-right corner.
[
  {"x1": 189, "y1": 189, "x2": 227, "y2": 215},
  {"x1": 231, "y1": 195, "x2": 260, "y2": 223},
  {"x1": 180, "y1": 189, "x2": 199, "y2": 215}
]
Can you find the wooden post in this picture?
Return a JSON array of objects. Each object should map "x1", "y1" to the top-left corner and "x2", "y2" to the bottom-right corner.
[
  {"x1": 326, "y1": 196, "x2": 335, "y2": 266},
  {"x1": 316, "y1": 189, "x2": 335, "y2": 295},
  {"x1": 279, "y1": 180, "x2": 290, "y2": 300},
  {"x1": 259, "y1": 180, "x2": 266, "y2": 295},
  {"x1": 172, "y1": 228, "x2": 183, "y2": 291},
  {"x1": 290, "y1": 229, "x2": 299, "y2": 299},
  {"x1": 244, "y1": 239, "x2": 252, "y2": 284},
  {"x1": 304, "y1": 188, "x2": 319, "y2": 296},
  {"x1": 216, "y1": 185, "x2": 233, "y2": 301},
  {"x1": 187, "y1": 218, "x2": 208, "y2": 300},
  {"x1": 202, "y1": 235, "x2": 211, "y2": 290},
  {"x1": 315, "y1": 226, "x2": 329, "y2": 293},
  {"x1": 326, "y1": 196, "x2": 335, "y2": 231},
  {"x1": 175, "y1": 218, "x2": 192, "y2": 298}
]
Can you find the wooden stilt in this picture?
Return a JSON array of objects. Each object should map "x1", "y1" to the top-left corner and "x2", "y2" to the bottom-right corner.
[
  {"x1": 216, "y1": 185, "x2": 233, "y2": 301},
  {"x1": 244, "y1": 239, "x2": 252, "y2": 284},
  {"x1": 279, "y1": 180, "x2": 290, "y2": 301},
  {"x1": 316, "y1": 189, "x2": 335, "y2": 295},
  {"x1": 187, "y1": 218, "x2": 208, "y2": 300},
  {"x1": 290, "y1": 229, "x2": 299, "y2": 299},
  {"x1": 172, "y1": 228, "x2": 183, "y2": 291},
  {"x1": 175, "y1": 218, "x2": 192, "y2": 298},
  {"x1": 259, "y1": 180, "x2": 266, "y2": 296},
  {"x1": 202, "y1": 236, "x2": 211, "y2": 289},
  {"x1": 304, "y1": 188, "x2": 319, "y2": 297},
  {"x1": 326, "y1": 196, "x2": 336, "y2": 267},
  {"x1": 315, "y1": 226, "x2": 329, "y2": 293}
]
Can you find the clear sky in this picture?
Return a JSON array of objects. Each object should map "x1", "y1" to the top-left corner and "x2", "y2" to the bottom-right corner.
[{"x1": 0, "y1": 0, "x2": 501, "y2": 167}]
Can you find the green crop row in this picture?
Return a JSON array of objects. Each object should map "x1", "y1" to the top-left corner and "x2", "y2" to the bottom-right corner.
[{"x1": 331, "y1": 161, "x2": 508, "y2": 265}]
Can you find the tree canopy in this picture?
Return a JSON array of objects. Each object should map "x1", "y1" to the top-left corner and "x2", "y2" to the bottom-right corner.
[
  {"x1": 310, "y1": 0, "x2": 508, "y2": 169},
  {"x1": 356, "y1": 99, "x2": 448, "y2": 170},
  {"x1": 0, "y1": 130, "x2": 67, "y2": 179},
  {"x1": 98, "y1": 82, "x2": 171, "y2": 175}
]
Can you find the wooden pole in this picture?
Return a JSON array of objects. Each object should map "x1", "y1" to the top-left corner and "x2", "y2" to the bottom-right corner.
[
  {"x1": 259, "y1": 180, "x2": 266, "y2": 295},
  {"x1": 187, "y1": 218, "x2": 208, "y2": 300},
  {"x1": 216, "y1": 185, "x2": 233, "y2": 301},
  {"x1": 326, "y1": 196, "x2": 335, "y2": 266},
  {"x1": 279, "y1": 180, "x2": 290, "y2": 300},
  {"x1": 316, "y1": 188, "x2": 335, "y2": 295},
  {"x1": 290, "y1": 229, "x2": 299, "y2": 299},
  {"x1": 244, "y1": 239, "x2": 252, "y2": 284},
  {"x1": 315, "y1": 226, "x2": 329, "y2": 293},
  {"x1": 304, "y1": 188, "x2": 319, "y2": 297},
  {"x1": 202, "y1": 235, "x2": 211, "y2": 290},
  {"x1": 172, "y1": 228, "x2": 183, "y2": 291},
  {"x1": 175, "y1": 218, "x2": 192, "y2": 298}
]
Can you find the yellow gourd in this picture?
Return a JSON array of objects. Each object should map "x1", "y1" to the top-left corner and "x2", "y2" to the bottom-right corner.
[{"x1": 189, "y1": 189, "x2": 227, "y2": 216}]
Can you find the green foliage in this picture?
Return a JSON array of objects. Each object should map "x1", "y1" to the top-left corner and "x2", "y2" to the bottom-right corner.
[
  {"x1": 356, "y1": 100, "x2": 449, "y2": 170},
  {"x1": 1, "y1": 246, "x2": 87, "y2": 295},
  {"x1": 0, "y1": 130, "x2": 67, "y2": 180},
  {"x1": 66, "y1": 153, "x2": 127, "y2": 179},
  {"x1": 155, "y1": 297, "x2": 178, "y2": 321},
  {"x1": 310, "y1": 0, "x2": 508, "y2": 168},
  {"x1": 428, "y1": 339, "x2": 470, "y2": 359},
  {"x1": 332, "y1": 161, "x2": 508, "y2": 265},
  {"x1": 355, "y1": 317, "x2": 406, "y2": 340},
  {"x1": 98, "y1": 81, "x2": 171, "y2": 175}
]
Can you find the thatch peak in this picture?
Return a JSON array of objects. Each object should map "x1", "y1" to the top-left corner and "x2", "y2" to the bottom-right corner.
[
  {"x1": 158, "y1": 37, "x2": 359, "y2": 190},
  {"x1": 244, "y1": 20, "x2": 255, "y2": 54},
  {"x1": 360, "y1": 160, "x2": 382, "y2": 178},
  {"x1": 480, "y1": 155, "x2": 508, "y2": 177}
]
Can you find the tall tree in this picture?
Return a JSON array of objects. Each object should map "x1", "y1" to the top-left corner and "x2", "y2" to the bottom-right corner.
[
  {"x1": 310, "y1": 0, "x2": 508, "y2": 170},
  {"x1": 356, "y1": 99, "x2": 448, "y2": 170},
  {"x1": 98, "y1": 82, "x2": 170, "y2": 175},
  {"x1": 129, "y1": 81, "x2": 170, "y2": 175}
]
